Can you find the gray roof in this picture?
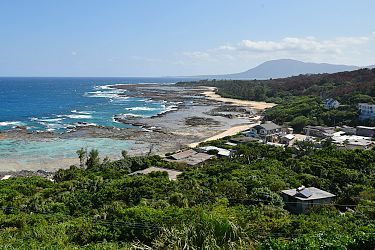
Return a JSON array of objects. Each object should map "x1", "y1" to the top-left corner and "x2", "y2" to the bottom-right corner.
[
  {"x1": 129, "y1": 167, "x2": 182, "y2": 181},
  {"x1": 304, "y1": 125, "x2": 336, "y2": 135},
  {"x1": 257, "y1": 122, "x2": 281, "y2": 131},
  {"x1": 281, "y1": 187, "x2": 335, "y2": 201},
  {"x1": 183, "y1": 153, "x2": 214, "y2": 166},
  {"x1": 166, "y1": 152, "x2": 213, "y2": 166},
  {"x1": 169, "y1": 149, "x2": 197, "y2": 160}
]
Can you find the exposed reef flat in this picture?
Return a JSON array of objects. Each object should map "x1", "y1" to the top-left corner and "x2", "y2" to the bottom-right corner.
[
  {"x1": 111, "y1": 84, "x2": 259, "y2": 140},
  {"x1": 0, "y1": 84, "x2": 274, "y2": 171}
]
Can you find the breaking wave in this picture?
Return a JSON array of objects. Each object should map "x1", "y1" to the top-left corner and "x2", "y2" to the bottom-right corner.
[
  {"x1": 0, "y1": 121, "x2": 24, "y2": 127},
  {"x1": 125, "y1": 107, "x2": 161, "y2": 111}
]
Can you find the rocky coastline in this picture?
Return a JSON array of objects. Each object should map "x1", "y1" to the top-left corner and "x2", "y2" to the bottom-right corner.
[{"x1": 0, "y1": 83, "x2": 273, "y2": 172}]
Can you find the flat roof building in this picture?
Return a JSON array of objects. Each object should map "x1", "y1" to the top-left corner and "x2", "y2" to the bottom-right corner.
[
  {"x1": 303, "y1": 126, "x2": 336, "y2": 138},
  {"x1": 183, "y1": 153, "x2": 213, "y2": 166},
  {"x1": 129, "y1": 167, "x2": 182, "y2": 181},
  {"x1": 166, "y1": 150, "x2": 213, "y2": 166},
  {"x1": 356, "y1": 126, "x2": 375, "y2": 138},
  {"x1": 198, "y1": 146, "x2": 232, "y2": 157},
  {"x1": 169, "y1": 149, "x2": 197, "y2": 160}
]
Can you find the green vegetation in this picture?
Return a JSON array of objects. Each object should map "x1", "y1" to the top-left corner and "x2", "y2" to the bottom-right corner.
[
  {"x1": 264, "y1": 96, "x2": 361, "y2": 132},
  {"x1": 0, "y1": 142, "x2": 374, "y2": 249},
  {"x1": 178, "y1": 69, "x2": 375, "y2": 103},
  {"x1": 1, "y1": 69, "x2": 375, "y2": 248},
  {"x1": 178, "y1": 68, "x2": 375, "y2": 131}
]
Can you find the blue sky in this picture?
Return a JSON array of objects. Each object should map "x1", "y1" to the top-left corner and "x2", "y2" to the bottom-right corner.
[{"x1": 0, "y1": 0, "x2": 375, "y2": 76}]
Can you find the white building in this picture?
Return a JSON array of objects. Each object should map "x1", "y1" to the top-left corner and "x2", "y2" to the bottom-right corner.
[
  {"x1": 245, "y1": 122, "x2": 281, "y2": 138},
  {"x1": 359, "y1": 103, "x2": 375, "y2": 120},
  {"x1": 279, "y1": 133, "x2": 295, "y2": 145},
  {"x1": 324, "y1": 98, "x2": 340, "y2": 109}
]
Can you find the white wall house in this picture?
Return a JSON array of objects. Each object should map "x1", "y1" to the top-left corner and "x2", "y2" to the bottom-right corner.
[
  {"x1": 359, "y1": 103, "x2": 375, "y2": 120},
  {"x1": 246, "y1": 122, "x2": 281, "y2": 137},
  {"x1": 324, "y1": 98, "x2": 340, "y2": 109}
]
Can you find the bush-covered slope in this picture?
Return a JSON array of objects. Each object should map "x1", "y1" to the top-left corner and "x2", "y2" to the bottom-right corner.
[{"x1": 0, "y1": 142, "x2": 374, "y2": 249}]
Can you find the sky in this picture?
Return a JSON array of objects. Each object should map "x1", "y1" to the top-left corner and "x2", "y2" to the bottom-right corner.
[{"x1": 0, "y1": 0, "x2": 375, "y2": 77}]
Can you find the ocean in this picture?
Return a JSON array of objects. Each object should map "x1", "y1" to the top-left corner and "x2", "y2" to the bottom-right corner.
[
  {"x1": 0, "y1": 77, "x2": 188, "y2": 132},
  {"x1": 0, "y1": 77, "x2": 192, "y2": 170}
]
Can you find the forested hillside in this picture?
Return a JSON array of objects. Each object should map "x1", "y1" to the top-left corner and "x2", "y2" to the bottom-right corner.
[
  {"x1": 178, "y1": 68, "x2": 375, "y2": 130},
  {"x1": 180, "y1": 68, "x2": 375, "y2": 102},
  {"x1": 0, "y1": 141, "x2": 374, "y2": 249}
]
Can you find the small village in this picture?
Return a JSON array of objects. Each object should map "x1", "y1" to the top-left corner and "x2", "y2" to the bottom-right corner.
[
  {"x1": 162, "y1": 99, "x2": 375, "y2": 167},
  {"x1": 1, "y1": 99, "x2": 374, "y2": 215},
  {"x1": 125, "y1": 100, "x2": 374, "y2": 214}
]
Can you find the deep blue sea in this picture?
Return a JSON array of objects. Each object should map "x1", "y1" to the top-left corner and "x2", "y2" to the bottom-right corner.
[
  {"x1": 0, "y1": 77, "x2": 188, "y2": 132},
  {"x1": 0, "y1": 77, "x2": 193, "y2": 169}
]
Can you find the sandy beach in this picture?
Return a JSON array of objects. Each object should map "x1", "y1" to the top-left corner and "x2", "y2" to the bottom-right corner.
[
  {"x1": 187, "y1": 123, "x2": 258, "y2": 148},
  {"x1": 202, "y1": 87, "x2": 276, "y2": 110}
]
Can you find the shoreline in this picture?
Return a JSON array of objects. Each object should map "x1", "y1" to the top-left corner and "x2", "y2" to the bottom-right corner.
[{"x1": 0, "y1": 83, "x2": 271, "y2": 172}]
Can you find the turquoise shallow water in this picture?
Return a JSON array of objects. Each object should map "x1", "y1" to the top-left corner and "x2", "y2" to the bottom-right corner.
[
  {"x1": 0, "y1": 77, "x2": 196, "y2": 170},
  {"x1": 0, "y1": 138, "x2": 132, "y2": 169}
]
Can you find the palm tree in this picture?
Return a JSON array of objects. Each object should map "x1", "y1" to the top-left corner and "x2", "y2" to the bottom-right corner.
[
  {"x1": 86, "y1": 149, "x2": 100, "y2": 169},
  {"x1": 121, "y1": 150, "x2": 128, "y2": 159},
  {"x1": 76, "y1": 148, "x2": 86, "y2": 168}
]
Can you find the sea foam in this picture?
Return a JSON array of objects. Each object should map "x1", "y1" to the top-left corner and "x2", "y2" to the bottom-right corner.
[
  {"x1": 0, "y1": 121, "x2": 24, "y2": 127},
  {"x1": 126, "y1": 107, "x2": 161, "y2": 111},
  {"x1": 71, "y1": 110, "x2": 94, "y2": 115},
  {"x1": 63, "y1": 114, "x2": 93, "y2": 119}
]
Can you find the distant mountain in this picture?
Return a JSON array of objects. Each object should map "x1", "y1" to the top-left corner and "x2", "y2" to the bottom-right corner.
[{"x1": 199, "y1": 59, "x2": 360, "y2": 79}]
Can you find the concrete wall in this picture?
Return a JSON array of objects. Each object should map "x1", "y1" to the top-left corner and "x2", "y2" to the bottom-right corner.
[
  {"x1": 282, "y1": 195, "x2": 334, "y2": 214},
  {"x1": 356, "y1": 127, "x2": 375, "y2": 137}
]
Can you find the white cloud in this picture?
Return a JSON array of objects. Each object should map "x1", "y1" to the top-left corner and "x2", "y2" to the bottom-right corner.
[
  {"x1": 180, "y1": 33, "x2": 375, "y2": 69},
  {"x1": 71, "y1": 51, "x2": 77, "y2": 56},
  {"x1": 238, "y1": 36, "x2": 369, "y2": 54},
  {"x1": 127, "y1": 32, "x2": 375, "y2": 75},
  {"x1": 240, "y1": 39, "x2": 284, "y2": 51}
]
